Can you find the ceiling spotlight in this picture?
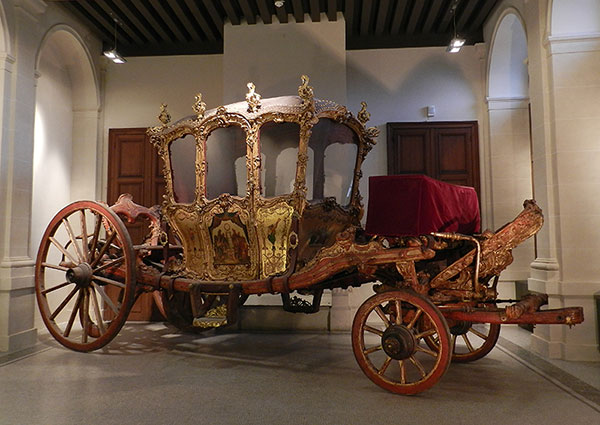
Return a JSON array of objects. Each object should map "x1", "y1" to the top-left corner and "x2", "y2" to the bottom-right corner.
[
  {"x1": 447, "y1": 1, "x2": 465, "y2": 53},
  {"x1": 103, "y1": 18, "x2": 127, "y2": 64},
  {"x1": 274, "y1": 0, "x2": 285, "y2": 7}
]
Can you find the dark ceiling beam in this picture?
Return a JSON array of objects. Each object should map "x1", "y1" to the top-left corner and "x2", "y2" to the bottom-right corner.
[
  {"x1": 275, "y1": 2, "x2": 288, "y2": 23},
  {"x1": 131, "y1": 0, "x2": 175, "y2": 43},
  {"x1": 202, "y1": 0, "x2": 224, "y2": 36},
  {"x1": 309, "y1": 0, "x2": 320, "y2": 22},
  {"x1": 375, "y1": 0, "x2": 391, "y2": 35},
  {"x1": 345, "y1": 0, "x2": 355, "y2": 32},
  {"x1": 170, "y1": 0, "x2": 204, "y2": 41},
  {"x1": 422, "y1": 0, "x2": 444, "y2": 33},
  {"x1": 327, "y1": 0, "x2": 337, "y2": 21},
  {"x1": 222, "y1": 0, "x2": 241, "y2": 25},
  {"x1": 390, "y1": 0, "x2": 408, "y2": 35},
  {"x1": 60, "y1": 2, "x2": 112, "y2": 42},
  {"x1": 456, "y1": 0, "x2": 478, "y2": 32},
  {"x1": 112, "y1": 0, "x2": 159, "y2": 43},
  {"x1": 292, "y1": 0, "x2": 304, "y2": 23},
  {"x1": 437, "y1": 0, "x2": 458, "y2": 33},
  {"x1": 149, "y1": 0, "x2": 189, "y2": 41},
  {"x1": 360, "y1": 0, "x2": 372, "y2": 35},
  {"x1": 95, "y1": 1, "x2": 145, "y2": 45},
  {"x1": 406, "y1": 1, "x2": 425, "y2": 35},
  {"x1": 183, "y1": 0, "x2": 218, "y2": 41},
  {"x1": 239, "y1": 0, "x2": 257, "y2": 25},
  {"x1": 76, "y1": 1, "x2": 133, "y2": 44},
  {"x1": 468, "y1": 0, "x2": 497, "y2": 31},
  {"x1": 256, "y1": 0, "x2": 273, "y2": 24}
]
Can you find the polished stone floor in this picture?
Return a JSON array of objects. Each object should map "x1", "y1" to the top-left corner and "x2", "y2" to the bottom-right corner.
[{"x1": 1, "y1": 324, "x2": 598, "y2": 425}]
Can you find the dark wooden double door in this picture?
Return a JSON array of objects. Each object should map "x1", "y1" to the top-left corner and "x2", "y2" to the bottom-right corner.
[
  {"x1": 387, "y1": 121, "x2": 480, "y2": 197},
  {"x1": 107, "y1": 128, "x2": 165, "y2": 321}
]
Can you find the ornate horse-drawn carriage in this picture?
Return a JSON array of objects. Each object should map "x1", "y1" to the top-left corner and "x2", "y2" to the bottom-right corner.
[{"x1": 35, "y1": 76, "x2": 583, "y2": 394}]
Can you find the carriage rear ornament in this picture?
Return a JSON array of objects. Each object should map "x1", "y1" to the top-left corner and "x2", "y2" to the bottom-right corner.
[{"x1": 35, "y1": 76, "x2": 583, "y2": 395}]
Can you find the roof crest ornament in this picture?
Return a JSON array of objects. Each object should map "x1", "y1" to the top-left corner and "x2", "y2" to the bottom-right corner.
[
  {"x1": 298, "y1": 75, "x2": 314, "y2": 106},
  {"x1": 193, "y1": 93, "x2": 206, "y2": 119},
  {"x1": 158, "y1": 103, "x2": 171, "y2": 126},
  {"x1": 246, "y1": 82, "x2": 261, "y2": 113},
  {"x1": 357, "y1": 101, "x2": 370, "y2": 125}
]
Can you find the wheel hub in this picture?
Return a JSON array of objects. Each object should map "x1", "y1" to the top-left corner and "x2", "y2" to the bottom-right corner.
[
  {"x1": 381, "y1": 325, "x2": 416, "y2": 360},
  {"x1": 66, "y1": 263, "x2": 93, "y2": 288},
  {"x1": 449, "y1": 321, "x2": 472, "y2": 336}
]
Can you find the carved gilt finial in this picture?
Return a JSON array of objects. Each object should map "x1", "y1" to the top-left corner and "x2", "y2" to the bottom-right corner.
[
  {"x1": 298, "y1": 75, "x2": 314, "y2": 105},
  {"x1": 357, "y1": 101, "x2": 371, "y2": 125},
  {"x1": 193, "y1": 93, "x2": 206, "y2": 119},
  {"x1": 158, "y1": 103, "x2": 171, "y2": 126},
  {"x1": 246, "y1": 82, "x2": 261, "y2": 113}
]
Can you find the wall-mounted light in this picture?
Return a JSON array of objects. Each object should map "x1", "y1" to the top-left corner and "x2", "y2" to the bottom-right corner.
[
  {"x1": 274, "y1": 0, "x2": 285, "y2": 8},
  {"x1": 103, "y1": 18, "x2": 127, "y2": 64},
  {"x1": 447, "y1": 1, "x2": 466, "y2": 53}
]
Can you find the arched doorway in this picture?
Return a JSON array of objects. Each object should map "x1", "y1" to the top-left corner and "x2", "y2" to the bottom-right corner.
[
  {"x1": 486, "y1": 11, "x2": 534, "y2": 299},
  {"x1": 31, "y1": 26, "x2": 99, "y2": 327}
]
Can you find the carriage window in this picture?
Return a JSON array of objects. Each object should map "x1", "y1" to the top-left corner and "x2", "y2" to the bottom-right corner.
[
  {"x1": 205, "y1": 125, "x2": 247, "y2": 200},
  {"x1": 170, "y1": 134, "x2": 197, "y2": 204},
  {"x1": 308, "y1": 119, "x2": 358, "y2": 206},
  {"x1": 259, "y1": 121, "x2": 301, "y2": 197}
]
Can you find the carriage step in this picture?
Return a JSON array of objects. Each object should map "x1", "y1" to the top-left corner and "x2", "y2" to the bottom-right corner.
[
  {"x1": 192, "y1": 303, "x2": 229, "y2": 328},
  {"x1": 192, "y1": 316, "x2": 228, "y2": 328}
]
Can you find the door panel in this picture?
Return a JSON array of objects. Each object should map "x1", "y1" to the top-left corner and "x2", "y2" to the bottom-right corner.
[{"x1": 387, "y1": 121, "x2": 480, "y2": 198}]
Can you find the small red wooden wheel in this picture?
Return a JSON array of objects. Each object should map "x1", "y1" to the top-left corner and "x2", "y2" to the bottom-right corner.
[
  {"x1": 352, "y1": 289, "x2": 452, "y2": 395},
  {"x1": 422, "y1": 318, "x2": 501, "y2": 363},
  {"x1": 35, "y1": 201, "x2": 136, "y2": 352}
]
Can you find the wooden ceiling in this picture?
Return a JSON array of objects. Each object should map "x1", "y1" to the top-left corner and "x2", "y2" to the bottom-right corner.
[{"x1": 52, "y1": 0, "x2": 500, "y2": 57}]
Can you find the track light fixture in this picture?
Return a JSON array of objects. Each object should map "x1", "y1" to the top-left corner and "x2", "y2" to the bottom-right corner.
[
  {"x1": 103, "y1": 18, "x2": 126, "y2": 64},
  {"x1": 447, "y1": 1, "x2": 466, "y2": 53}
]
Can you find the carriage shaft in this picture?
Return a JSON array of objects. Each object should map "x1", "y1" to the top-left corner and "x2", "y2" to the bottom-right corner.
[{"x1": 441, "y1": 306, "x2": 583, "y2": 326}]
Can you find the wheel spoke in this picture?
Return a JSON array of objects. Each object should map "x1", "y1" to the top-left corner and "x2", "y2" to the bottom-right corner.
[
  {"x1": 90, "y1": 231, "x2": 117, "y2": 268},
  {"x1": 394, "y1": 300, "x2": 402, "y2": 325},
  {"x1": 363, "y1": 345, "x2": 382, "y2": 355},
  {"x1": 82, "y1": 289, "x2": 90, "y2": 343},
  {"x1": 64, "y1": 290, "x2": 83, "y2": 337},
  {"x1": 90, "y1": 286, "x2": 107, "y2": 334},
  {"x1": 89, "y1": 213, "x2": 102, "y2": 263},
  {"x1": 415, "y1": 345, "x2": 438, "y2": 357},
  {"x1": 399, "y1": 360, "x2": 406, "y2": 384},
  {"x1": 49, "y1": 286, "x2": 79, "y2": 320},
  {"x1": 469, "y1": 327, "x2": 488, "y2": 340},
  {"x1": 79, "y1": 210, "x2": 89, "y2": 262},
  {"x1": 406, "y1": 308, "x2": 423, "y2": 329},
  {"x1": 49, "y1": 237, "x2": 79, "y2": 265},
  {"x1": 62, "y1": 218, "x2": 85, "y2": 264},
  {"x1": 364, "y1": 324, "x2": 383, "y2": 336},
  {"x1": 41, "y1": 281, "x2": 72, "y2": 295},
  {"x1": 414, "y1": 328, "x2": 437, "y2": 340},
  {"x1": 451, "y1": 334, "x2": 457, "y2": 354},
  {"x1": 93, "y1": 256, "x2": 125, "y2": 274},
  {"x1": 378, "y1": 356, "x2": 392, "y2": 375},
  {"x1": 92, "y1": 275, "x2": 126, "y2": 289},
  {"x1": 41, "y1": 262, "x2": 69, "y2": 272},
  {"x1": 409, "y1": 355, "x2": 427, "y2": 379},
  {"x1": 374, "y1": 306, "x2": 390, "y2": 327},
  {"x1": 462, "y1": 333, "x2": 475, "y2": 352},
  {"x1": 91, "y1": 282, "x2": 119, "y2": 314}
]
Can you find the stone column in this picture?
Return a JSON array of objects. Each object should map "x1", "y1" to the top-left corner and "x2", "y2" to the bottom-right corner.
[{"x1": 0, "y1": 0, "x2": 47, "y2": 352}]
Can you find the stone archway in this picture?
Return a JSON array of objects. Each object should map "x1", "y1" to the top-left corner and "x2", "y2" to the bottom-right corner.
[
  {"x1": 486, "y1": 10, "x2": 534, "y2": 298},
  {"x1": 31, "y1": 26, "x2": 99, "y2": 327}
]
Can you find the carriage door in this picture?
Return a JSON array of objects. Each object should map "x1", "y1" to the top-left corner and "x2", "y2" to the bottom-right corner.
[
  {"x1": 107, "y1": 128, "x2": 165, "y2": 320},
  {"x1": 386, "y1": 122, "x2": 480, "y2": 198}
]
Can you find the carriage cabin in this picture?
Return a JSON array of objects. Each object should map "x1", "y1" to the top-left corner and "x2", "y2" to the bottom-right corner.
[{"x1": 147, "y1": 76, "x2": 379, "y2": 282}]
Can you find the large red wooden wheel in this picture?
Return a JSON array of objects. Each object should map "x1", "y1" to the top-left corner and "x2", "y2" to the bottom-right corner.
[
  {"x1": 35, "y1": 201, "x2": 136, "y2": 352},
  {"x1": 352, "y1": 289, "x2": 452, "y2": 395}
]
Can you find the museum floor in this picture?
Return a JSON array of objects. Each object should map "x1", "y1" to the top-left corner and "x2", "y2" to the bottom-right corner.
[{"x1": 1, "y1": 325, "x2": 598, "y2": 425}]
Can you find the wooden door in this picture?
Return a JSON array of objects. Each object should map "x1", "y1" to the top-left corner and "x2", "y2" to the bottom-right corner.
[
  {"x1": 107, "y1": 128, "x2": 165, "y2": 321},
  {"x1": 386, "y1": 121, "x2": 480, "y2": 197}
]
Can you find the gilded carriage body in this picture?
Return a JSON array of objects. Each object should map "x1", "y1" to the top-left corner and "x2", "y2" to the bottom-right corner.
[{"x1": 34, "y1": 76, "x2": 583, "y2": 395}]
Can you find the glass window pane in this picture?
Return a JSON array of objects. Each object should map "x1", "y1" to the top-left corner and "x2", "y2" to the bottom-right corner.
[
  {"x1": 169, "y1": 134, "x2": 196, "y2": 204},
  {"x1": 259, "y1": 122, "x2": 301, "y2": 197},
  {"x1": 308, "y1": 119, "x2": 358, "y2": 206},
  {"x1": 205, "y1": 126, "x2": 247, "y2": 199}
]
